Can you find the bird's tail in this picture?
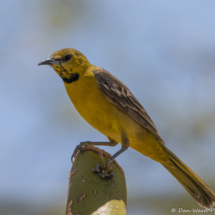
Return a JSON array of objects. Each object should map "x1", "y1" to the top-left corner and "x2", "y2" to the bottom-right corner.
[{"x1": 162, "y1": 146, "x2": 215, "y2": 209}]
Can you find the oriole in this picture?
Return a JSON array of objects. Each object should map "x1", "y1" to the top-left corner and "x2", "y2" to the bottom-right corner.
[{"x1": 39, "y1": 48, "x2": 215, "y2": 208}]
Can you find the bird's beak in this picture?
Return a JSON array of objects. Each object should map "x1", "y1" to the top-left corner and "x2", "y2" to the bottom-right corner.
[{"x1": 38, "y1": 57, "x2": 61, "y2": 66}]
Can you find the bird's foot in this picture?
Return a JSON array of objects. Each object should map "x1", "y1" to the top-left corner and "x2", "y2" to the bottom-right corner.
[
  {"x1": 92, "y1": 158, "x2": 115, "y2": 179},
  {"x1": 71, "y1": 141, "x2": 91, "y2": 163}
]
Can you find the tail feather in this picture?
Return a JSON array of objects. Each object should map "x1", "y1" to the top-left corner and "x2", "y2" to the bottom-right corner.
[{"x1": 163, "y1": 147, "x2": 215, "y2": 209}]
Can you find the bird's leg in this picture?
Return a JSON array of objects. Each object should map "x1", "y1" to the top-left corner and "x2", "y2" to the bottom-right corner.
[
  {"x1": 72, "y1": 131, "x2": 129, "y2": 179},
  {"x1": 108, "y1": 146, "x2": 129, "y2": 163},
  {"x1": 71, "y1": 139, "x2": 118, "y2": 163},
  {"x1": 93, "y1": 129, "x2": 130, "y2": 179},
  {"x1": 108, "y1": 128, "x2": 130, "y2": 164}
]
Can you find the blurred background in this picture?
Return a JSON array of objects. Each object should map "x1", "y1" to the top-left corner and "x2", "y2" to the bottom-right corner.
[{"x1": 1, "y1": 0, "x2": 215, "y2": 214}]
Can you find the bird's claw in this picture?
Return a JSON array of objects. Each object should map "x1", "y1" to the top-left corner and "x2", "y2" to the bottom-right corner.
[
  {"x1": 71, "y1": 141, "x2": 91, "y2": 163},
  {"x1": 92, "y1": 159, "x2": 115, "y2": 179}
]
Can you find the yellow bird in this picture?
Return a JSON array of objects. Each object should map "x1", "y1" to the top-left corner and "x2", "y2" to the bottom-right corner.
[{"x1": 39, "y1": 48, "x2": 215, "y2": 208}]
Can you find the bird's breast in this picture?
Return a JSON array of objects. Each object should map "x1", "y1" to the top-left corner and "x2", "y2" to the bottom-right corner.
[{"x1": 64, "y1": 74, "x2": 121, "y2": 141}]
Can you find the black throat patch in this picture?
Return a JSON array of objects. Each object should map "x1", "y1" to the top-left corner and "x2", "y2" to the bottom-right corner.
[{"x1": 62, "y1": 73, "x2": 79, "y2": 84}]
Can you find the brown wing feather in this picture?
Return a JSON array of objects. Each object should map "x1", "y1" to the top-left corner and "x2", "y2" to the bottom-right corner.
[{"x1": 94, "y1": 69, "x2": 164, "y2": 142}]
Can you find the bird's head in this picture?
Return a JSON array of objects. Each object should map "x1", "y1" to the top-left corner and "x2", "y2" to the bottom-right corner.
[{"x1": 38, "y1": 48, "x2": 90, "y2": 83}]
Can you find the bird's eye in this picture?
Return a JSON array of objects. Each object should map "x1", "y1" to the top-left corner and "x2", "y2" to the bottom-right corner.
[{"x1": 64, "y1": 54, "x2": 72, "y2": 61}]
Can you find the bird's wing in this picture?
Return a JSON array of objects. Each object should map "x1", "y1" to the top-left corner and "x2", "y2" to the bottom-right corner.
[{"x1": 94, "y1": 69, "x2": 163, "y2": 142}]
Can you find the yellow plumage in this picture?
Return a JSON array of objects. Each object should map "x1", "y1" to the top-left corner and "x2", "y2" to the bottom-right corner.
[{"x1": 39, "y1": 48, "x2": 215, "y2": 208}]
